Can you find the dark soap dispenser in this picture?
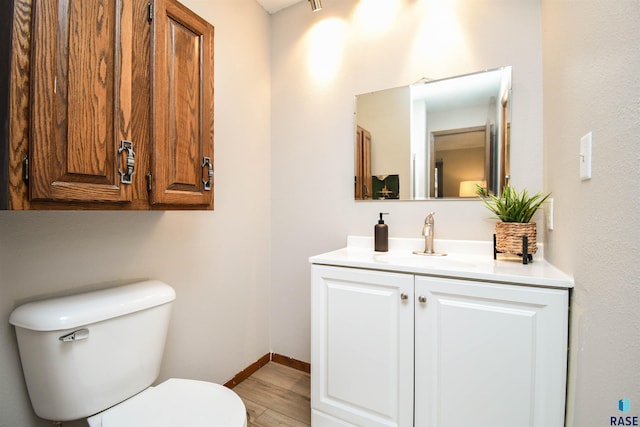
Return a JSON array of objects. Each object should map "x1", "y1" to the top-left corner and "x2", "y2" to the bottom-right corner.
[{"x1": 375, "y1": 212, "x2": 389, "y2": 252}]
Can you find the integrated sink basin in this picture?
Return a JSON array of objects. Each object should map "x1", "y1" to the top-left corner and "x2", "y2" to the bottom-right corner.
[{"x1": 373, "y1": 251, "x2": 478, "y2": 271}]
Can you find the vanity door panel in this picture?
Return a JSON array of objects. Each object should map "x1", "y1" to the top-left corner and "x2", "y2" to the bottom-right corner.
[
  {"x1": 311, "y1": 265, "x2": 414, "y2": 427},
  {"x1": 414, "y1": 276, "x2": 568, "y2": 427}
]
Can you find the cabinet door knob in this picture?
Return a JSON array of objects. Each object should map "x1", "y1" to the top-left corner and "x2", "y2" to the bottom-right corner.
[
  {"x1": 418, "y1": 295, "x2": 427, "y2": 304},
  {"x1": 400, "y1": 292, "x2": 408, "y2": 301}
]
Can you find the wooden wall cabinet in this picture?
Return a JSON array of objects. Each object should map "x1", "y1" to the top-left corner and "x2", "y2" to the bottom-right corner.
[{"x1": 3, "y1": 0, "x2": 214, "y2": 210}]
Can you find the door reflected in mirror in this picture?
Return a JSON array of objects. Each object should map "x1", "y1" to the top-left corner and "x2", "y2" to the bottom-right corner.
[{"x1": 355, "y1": 66, "x2": 511, "y2": 200}]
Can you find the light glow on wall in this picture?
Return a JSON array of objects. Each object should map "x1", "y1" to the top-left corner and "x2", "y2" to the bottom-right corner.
[
  {"x1": 410, "y1": 0, "x2": 469, "y2": 71},
  {"x1": 353, "y1": 0, "x2": 400, "y2": 34},
  {"x1": 307, "y1": 18, "x2": 346, "y2": 86}
]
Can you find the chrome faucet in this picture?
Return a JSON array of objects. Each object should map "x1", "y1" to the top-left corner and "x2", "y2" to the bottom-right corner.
[
  {"x1": 413, "y1": 212, "x2": 447, "y2": 256},
  {"x1": 422, "y1": 212, "x2": 435, "y2": 254}
]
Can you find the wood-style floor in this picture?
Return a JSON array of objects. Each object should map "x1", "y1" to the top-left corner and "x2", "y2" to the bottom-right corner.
[{"x1": 233, "y1": 362, "x2": 311, "y2": 427}]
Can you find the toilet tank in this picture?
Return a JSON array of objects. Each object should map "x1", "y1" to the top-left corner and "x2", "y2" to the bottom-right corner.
[{"x1": 9, "y1": 280, "x2": 176, "y2": 422}]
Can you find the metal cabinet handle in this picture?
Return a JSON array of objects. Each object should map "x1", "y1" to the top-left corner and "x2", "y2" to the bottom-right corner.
[
  {"x1": 418, "y1": 295, "x2": 427, "y2": 304},
  {"x1": 118, "y1": 140, "x2": 135, "y2": 184},
  {"x1": 202, "y1": 157, "x2": 213, "y2": 191},
  {"x1": 400, "y1": 292, "x2": 408, "y2": 301}
]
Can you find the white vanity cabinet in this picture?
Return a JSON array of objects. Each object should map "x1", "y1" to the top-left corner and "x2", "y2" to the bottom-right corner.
[{"x1": 310, "y1": 251, "x2": 570, "y2": 427}]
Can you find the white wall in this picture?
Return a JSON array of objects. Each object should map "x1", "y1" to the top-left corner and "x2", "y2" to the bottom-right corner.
[
  {"x1": 541, "y1": 1, "x2": 640, "y2": 425},
  {"x1": 0, "y1": 1, "x2": 271, "y2": 426},
  {"x1": 270, "y1": 0, "x2": 544, "y2": 362}
]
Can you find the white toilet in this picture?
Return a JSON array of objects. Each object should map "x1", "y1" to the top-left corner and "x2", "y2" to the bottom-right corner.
[{"x1": 9, "y1": 280, "x2": 247, "y2": 427}]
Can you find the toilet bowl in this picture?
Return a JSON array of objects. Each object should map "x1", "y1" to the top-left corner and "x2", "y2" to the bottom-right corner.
[
  {"x1": 88, "y1": 378, "x2": 247, "y2": 427},
  {"x1": 9, "y1": 280, "x2": 247, "y2": 426}
]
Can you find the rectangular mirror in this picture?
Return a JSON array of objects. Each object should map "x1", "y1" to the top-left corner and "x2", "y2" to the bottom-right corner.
[{"x1": 355, "y1": 66, "x2": 512, "y2": 200}]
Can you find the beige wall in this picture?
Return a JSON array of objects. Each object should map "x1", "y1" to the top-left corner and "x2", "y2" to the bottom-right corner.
[
  {"x1": 0, "y1": 1, "x2": 271, "y2": 426},
  {"x1": 270, "y1": 0, "x2": 544, "y2": 363},
  {"x1": 541, "y1": 0, "x2": 640, "y2": 425}
]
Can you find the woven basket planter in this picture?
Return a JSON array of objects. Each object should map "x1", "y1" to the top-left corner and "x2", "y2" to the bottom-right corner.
[{"x1": 495, "y1": 222, "x2": 537, "y2": 255}]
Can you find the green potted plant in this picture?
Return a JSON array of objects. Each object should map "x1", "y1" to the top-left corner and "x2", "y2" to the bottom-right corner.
[{"x1": 477, "y1": 185, "x2": 551, "y2": 259}]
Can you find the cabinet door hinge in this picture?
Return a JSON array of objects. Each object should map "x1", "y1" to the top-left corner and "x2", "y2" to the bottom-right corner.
[
  {"x1": 146, "y1": 171, "x2": 152, "y2": 192},
  {"x1": 147, "y1": 2, "x2": 153, "y2": 23},
  {"x1": 22, "y1": 156, "x2": 29, "y2": 183}
]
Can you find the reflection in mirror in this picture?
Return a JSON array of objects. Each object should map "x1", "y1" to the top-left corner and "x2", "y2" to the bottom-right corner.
[{"x1": 355, "y1": 66, "x2": 511, "y2": 200}]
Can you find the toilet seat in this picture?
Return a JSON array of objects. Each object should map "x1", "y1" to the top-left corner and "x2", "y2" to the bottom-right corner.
[{"x1": 87, "y1": 378, "x2": 247, "y2": 427}]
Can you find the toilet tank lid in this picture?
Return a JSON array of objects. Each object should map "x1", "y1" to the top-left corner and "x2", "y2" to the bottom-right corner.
[{"x1": 9, "y1": 280, "x2": 176, "y2": 331}]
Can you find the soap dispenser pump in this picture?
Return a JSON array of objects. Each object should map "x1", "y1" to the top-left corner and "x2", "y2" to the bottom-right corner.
[{"x1": 375, "y1": 212, "x2": 389, "y2": 252}]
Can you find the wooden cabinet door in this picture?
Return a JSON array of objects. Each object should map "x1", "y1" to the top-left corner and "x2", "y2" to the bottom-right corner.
[
  {"x1": 30, "y1": 0, "x2": 134, "y2": 203},
  {"x1": 414, "y1": 276, "x2": 568, "y2": 427},
  {"x1": 311, "y1": 265, "x2": 414, "y2": 427},
  {"x1": 150, "y1": 0, "x2": 214, "y2": 207}
]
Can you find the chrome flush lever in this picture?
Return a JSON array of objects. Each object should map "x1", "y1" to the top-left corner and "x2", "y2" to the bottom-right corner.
[{"x1": 59, "y1": 328, "x2": 90, "y2": 342}]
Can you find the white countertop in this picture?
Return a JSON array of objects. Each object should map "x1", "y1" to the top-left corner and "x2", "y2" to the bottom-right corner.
[{"x1": 309, "y1": 236, "x2": 574, "y2": 289}]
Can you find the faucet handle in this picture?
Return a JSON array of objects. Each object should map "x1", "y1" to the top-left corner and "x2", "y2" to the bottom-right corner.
[{"x1": 425, "y1": 212, "x2": 435, "y2": 224}]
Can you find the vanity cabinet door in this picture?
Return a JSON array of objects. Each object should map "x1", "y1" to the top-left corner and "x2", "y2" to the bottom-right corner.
[
  {"x1": 414, "y1": 276, "x2": 568, "y2": 427},
  {"x1": 29, "y1": 0, "x2": 134, "y2": 203},
  {"x1": 311, "y1": 265, "x2": 414, "y2": 427},
  {"x1": 150, "y1": 0, "x2": 214, "y2": 208}
]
